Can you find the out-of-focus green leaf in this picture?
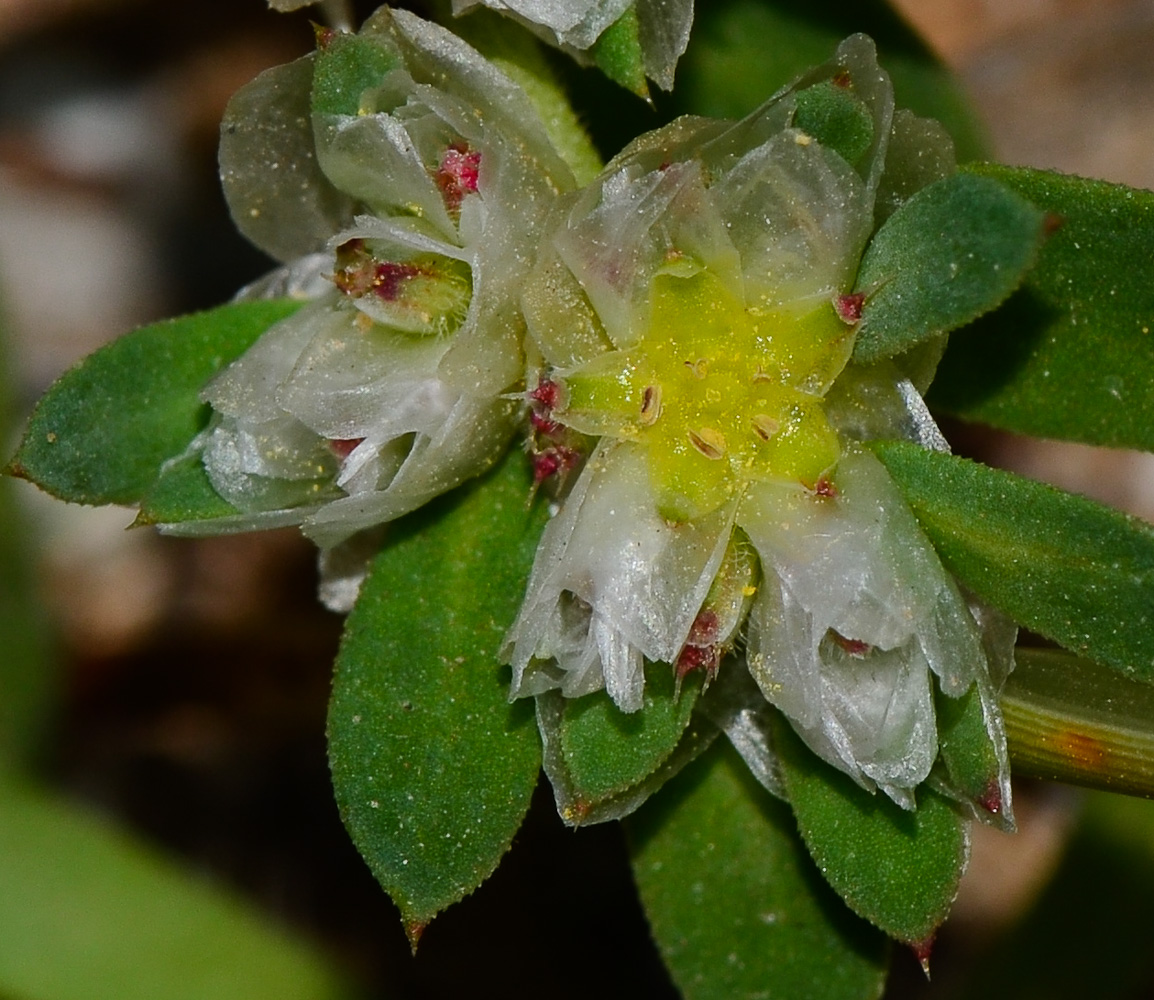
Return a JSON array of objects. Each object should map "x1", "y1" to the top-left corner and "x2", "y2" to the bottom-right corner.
[
  {"x1": 853, "y1": 173, "x2": 1045, "y2": 363},
  {"x1": 873, "y1": 441, "x2": 1154, "y2": 685},
  {"x1": 628, "y1": 743, "x2": 890, "y2": 1000},
  {"x1": 0, "y1": 773, "x2": 354, "y2": 1000},
  {"x1": 8, "y1": 300, "x2": 302, "y2": 507},
  {"x1": 1004, "y1": 648, "x2": 1154, "y2": 799},
  {"x1": 670, "y1": 0, "x2": 989, "y2": 160},
  {"x1": 774, "y1": 718, "x2": 968, "y2": 947},
  {"x1": 328, "y1": 450, "x2": 545, "y2": 943},
  {"x1": 591, "y1": 5, "x2": 649, "y2": 99},
  {"x1": 929, "y1": 165, "x2": 1154, "y2": 451}
]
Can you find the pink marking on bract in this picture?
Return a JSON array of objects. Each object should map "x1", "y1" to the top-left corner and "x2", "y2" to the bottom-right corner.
[
  {"x1": 373, "y1": 261, "x2": 421, "y2": 302},
  {"x1": 329, "y1": 437, "x2": 365, "y2": 459},
  {"x1": 813, "y1": 475, "x2": 838, "y2": 499},
  {"x1": 436, "y1": 142, "x2": 482, "y2": 212},
  {"x1": 687, "y1": 609, "x2": 720, "y2": 646},
  {"x1": 835, "y1": 292, "x2": 865, "y2": 324},
  {"x1": 832, "y1": 633, "x2": 871, "y2": 657},
  {"x1": 978, "y1": 779, "x2": 1003, "y2": 815},
  {"x1": 529, "y1": 378, "x2": 560, "y2": 411},
  {"x1": 529, "y1": 409, "x2": 560, "y2": 435}
]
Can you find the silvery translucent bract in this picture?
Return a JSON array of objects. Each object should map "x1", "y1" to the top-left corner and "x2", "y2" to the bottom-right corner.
[
  {"x1": 174, "y1": 9, "x2": 575, "y2": 574},
  {"x1": 504, "y1": 35, "x2": 1015, "y2": 816},
  {"x1": 451, "y1": 0, "x2": 693, "y2": 91}
]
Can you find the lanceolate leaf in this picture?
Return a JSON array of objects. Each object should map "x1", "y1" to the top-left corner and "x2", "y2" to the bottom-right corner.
[
  {"x1": 853, "y1": 173, "x2": 1045, "y2": 363},
  {"x1": 628, "y1": 744, "x2": 890, "y2": 1000},
  {"x1": 873, "y1": 441, "x2": 1154, "y2": 684},
  {"x1": 1003, "y1": 648, "x2": 1154, "y2": 798},
  {"x1": 327, "y1": 450, "x2": 546, "y2": 941},
  {"x1": 8, "y1": 300, "x2": 303, "y2": 507},
  {"x1": 929, "y1": 165, "x2": 1154, "y2": 451},
  {"x1": 774, "y1": 717, "x2": 968, "y2": 947}
]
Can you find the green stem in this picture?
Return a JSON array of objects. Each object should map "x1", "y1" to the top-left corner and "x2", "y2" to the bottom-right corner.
[{"x1": 1004, "y1": 648, "x2": 1154, "y2": 798}]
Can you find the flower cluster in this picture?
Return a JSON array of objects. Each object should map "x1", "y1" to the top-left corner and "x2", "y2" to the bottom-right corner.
[
  {"x1": 179, "y1": 8, "x2": 575, "y2": 579},
  {"x1": 189, "y1": 16, "x2": 1013, "y2": 819}
]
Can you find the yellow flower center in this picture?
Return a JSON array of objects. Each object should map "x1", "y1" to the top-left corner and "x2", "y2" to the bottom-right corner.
[{"x1": 559, "y1": 266, "x2": 855, "y2": 521}]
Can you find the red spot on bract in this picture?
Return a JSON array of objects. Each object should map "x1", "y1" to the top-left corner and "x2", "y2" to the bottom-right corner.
[
  {"x1": 529, "y1": 378, "x2": 560, "y2": 411},
  {"x1": 329, "y1": 437, "x2": 364, "y2": 459},
  {"x1": 675, "y1": 642, "x2": 721, "y2": 683},
  {"x1": 1043, "y1": 212, "x2": 1065, "y2": 237},
  {"x1": 529, "y1": 409, "x2": 560, "y2": 435},
  {"x1": 978, "y1": 779, "x2": 1003, "y2": 815},
  {"x1": 832, "y1": 70, "x2": 852, "y2": 89},
  {"x1": 832, "y1": 633, "x2": 871, "y2": 657},
  {"x1": 835, "y1": 292, "x2": 865, "y2": 324},
  {"x1": 813, "y1": 475, "x2": 838, "y2": 499},
  {"x1": 313, "y1": 23, "x2": 338, "y2": 49},
  {"x1": 532, "y1": 446, "x2": 579, "y2": 485},
  {"x1": 436, "y1": 142, "x2": 482, "y2": 212},
  {"x1": 687, "y1": 610, "x2": 720, "y2": 646},
  {"x1": 373, "y1": 261, "x2": 421, "y2": 302}
]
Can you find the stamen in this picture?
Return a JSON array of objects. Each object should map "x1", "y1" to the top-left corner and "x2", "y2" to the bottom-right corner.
[
  {"x1": 751, "y1": 414, "x2": 780, "y2": 441},
  {"x1": 688, "y1": 427, "x2": 726, "y2": 460},
  {"x1": 639, "y1": 385, "x2": 662, "y2": 426}
]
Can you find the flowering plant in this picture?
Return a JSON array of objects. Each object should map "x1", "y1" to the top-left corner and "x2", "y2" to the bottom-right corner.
[{"x1": 10, "y1": 2, "x2": 1154, "y2": 997}]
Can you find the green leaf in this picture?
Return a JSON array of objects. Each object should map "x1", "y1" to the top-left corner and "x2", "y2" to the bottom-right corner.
[
  {"x1": 590, "y1": 5, "x2": 649, "y2": 99},
  {"x1": 0, "y1": 773, "x2": 354, "y2": 1000},
  {"x1": 774, "y1": 717, "x2": 968, "y2": 946},
  {"x1": 8, "y1": 300, "x2": 302, "y2": 507},
  {"x1": 873, "y1": 440, "x2": 1154, "y2": 684},
  {"x1": 1003, "y1": 648, "x2": 1154, "y2": 798},
  {"x1": 136, "y1": 453, "x2": 245, "y2": 526},
  {"x1": 327, "y1": 449, "x2": 546, "y2": 943},
  {"x1": 312, "y1": 30, "x2": 398, "y2": 116},
  {"x1": 535, "y1": 665, "x2": 713, "y2": 825},
  {"x1": 794, "y1": 79, "x2": 874, "y2": 166},
  {"x1": 671, "y1": 0, "x2": 989, "y2": 161},
  {"x1": 628, "y1": 743, "x2": 890, "y2": 1000},
  {"x1": 853, "y1": 173, "x2": 1045, "y2": 363},
  {"x1": 561, "y1": 664, "x2": 699, "y2": 806},
  {"x1": 929, "y1": 165, "x2": 1154, "y2": 450},
  {"x1": 934, "y1": 681, "x2": 1006, "y2": 822}
]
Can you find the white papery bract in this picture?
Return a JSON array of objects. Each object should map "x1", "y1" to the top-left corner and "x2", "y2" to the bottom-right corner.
[
  {"x1": 505, "y1": 34, "x2": 1015, "y2": 814},
  {"x1": 176, "y1": 9, "x2": 575, "y2": 573},
  {"x1": 451, "y1": 0, "x2": 693, "y2": 91}
]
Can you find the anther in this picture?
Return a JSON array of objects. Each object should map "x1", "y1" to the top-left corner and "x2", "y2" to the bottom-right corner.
[
  {"x1": 688, "y1": 427, "x2": 726, "y2": 460},
  {"x1": 639, "y1": 385, "x2": 662, "y2": 426}
]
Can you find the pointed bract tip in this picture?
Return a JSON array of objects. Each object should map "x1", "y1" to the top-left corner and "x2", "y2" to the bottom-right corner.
[
  {"x1": 910, "y1": 934, "x2": 935, "y2": 979},
  {"x1": 978, "y1": 778, "x2": 1003, "y2": 816},
  {"x1": 404, "y1": 918, "x2": 427, "y2": 955}
]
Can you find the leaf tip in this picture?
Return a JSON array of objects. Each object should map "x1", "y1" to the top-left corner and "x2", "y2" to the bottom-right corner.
[
  {"x1": 404, "y1": 918, "x2": 428, "y2": 955},
  {"x1": 910, "y1": 934, "x2": 935, "y2": 979}
]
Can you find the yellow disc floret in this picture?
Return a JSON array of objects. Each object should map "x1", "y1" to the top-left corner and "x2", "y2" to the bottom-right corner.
[{"x1": 559, "y1": 265, "x2": 856, "y2": 521}]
